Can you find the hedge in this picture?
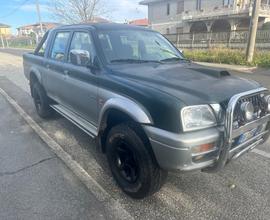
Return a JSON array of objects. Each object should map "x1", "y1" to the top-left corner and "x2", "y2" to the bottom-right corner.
[{"x1": 184, "y1": 49, "x2": 270, "y2": 68}]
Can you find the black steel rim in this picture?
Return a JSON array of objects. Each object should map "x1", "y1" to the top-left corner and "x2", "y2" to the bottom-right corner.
[
  {"x1": 114, "y1": 140, "x2": 139, "y2": 183},
  {"x1": 34, "y1": 90, "x2": 42, "y2": 111}
]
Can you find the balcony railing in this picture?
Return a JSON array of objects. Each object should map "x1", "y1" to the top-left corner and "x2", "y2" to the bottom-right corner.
[
  {"x1": 260, "y1": 4, "x2": 270, "y2": 16},
  {"x1": 182, "y1": 5, "x2": 251, "y2": 21},
  {"x1": 182, "y1": 4, "x2": 270, "y2": 21}
]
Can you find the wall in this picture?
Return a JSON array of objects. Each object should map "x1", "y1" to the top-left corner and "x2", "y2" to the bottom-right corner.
[
  {"x1": 149, "y1": 0, "x2": 184, "y2": 33},
  {"x1": 0, "y1": 27, "x2": 11, "y2": 36}
]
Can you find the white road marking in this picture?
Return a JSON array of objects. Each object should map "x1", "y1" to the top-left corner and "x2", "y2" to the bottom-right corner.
[
  {"x1": 252, "y1": 148, "x2": 270, "y2": 159},
  {"x1": 0, "y1": 87, "x2": 133, "y2": 220}
]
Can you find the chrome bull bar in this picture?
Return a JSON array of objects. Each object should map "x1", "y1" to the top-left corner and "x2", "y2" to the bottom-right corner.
[{"x1": 204, "y1": 87, "x2": 270, "y2": 172}]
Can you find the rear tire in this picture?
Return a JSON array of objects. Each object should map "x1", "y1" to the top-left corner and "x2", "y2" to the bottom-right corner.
[
  {"x1": 32, "y1": 82, "x2": 53, "y2": 118},
  {"x1": 106, "y1": 122, "x2": 168, "y2": 199}
]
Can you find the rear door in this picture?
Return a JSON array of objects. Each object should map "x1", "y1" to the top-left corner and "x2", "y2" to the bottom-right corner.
[
  {"x1": 43, "y1": 31, "x2": 71, "y2": 103},
  {"x1": 61, "y1": 31, "x2": 99, "y2": 126}
]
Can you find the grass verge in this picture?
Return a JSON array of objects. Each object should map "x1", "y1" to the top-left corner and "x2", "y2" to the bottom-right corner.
[{"x1": 184, "y1": 49, "x2": 270, "y2": 68}]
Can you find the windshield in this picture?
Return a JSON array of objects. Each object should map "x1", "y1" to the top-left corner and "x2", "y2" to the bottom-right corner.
[{"x1": 97, "y1": 29, "x2": 185, "y2": 64}]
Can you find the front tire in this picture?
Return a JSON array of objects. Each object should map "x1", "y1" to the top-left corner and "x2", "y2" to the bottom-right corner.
[
  {"x1": 32, "y1": 82, "x2": 53, "y2": 118},
  {"x1": 106, "y1": 123, "x2": 167, "y2": 199}
]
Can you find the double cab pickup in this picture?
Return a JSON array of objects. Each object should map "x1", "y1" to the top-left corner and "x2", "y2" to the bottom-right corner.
[{"x1": 23, "y1": 23, "x2": 270, "y2": 199}]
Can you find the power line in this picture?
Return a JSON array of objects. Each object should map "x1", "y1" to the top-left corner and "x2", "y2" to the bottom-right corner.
[{"x1": 0, "y1": 0, "x2": 32, "y2": 19}]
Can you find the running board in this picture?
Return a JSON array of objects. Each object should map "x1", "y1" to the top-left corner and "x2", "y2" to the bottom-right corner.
[{"x1": 50, "y1": 104, "x2": 97, "y2": 138}]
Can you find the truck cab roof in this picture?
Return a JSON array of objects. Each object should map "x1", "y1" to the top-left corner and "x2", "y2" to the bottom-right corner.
[{"x1": 53, "y1": 23, "x2": 154, "y2": 32}]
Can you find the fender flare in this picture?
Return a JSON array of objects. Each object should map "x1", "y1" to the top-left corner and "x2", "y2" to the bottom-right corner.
[
  {"x1": 29, "y1": 66, "x2": 42, "y2": 84},
  {"x1": 98, "y1": 97, "x2": 153, "y2": 132}
]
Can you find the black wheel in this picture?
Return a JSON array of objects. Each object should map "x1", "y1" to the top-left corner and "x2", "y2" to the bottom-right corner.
[
  {"x1": 106, "y1": 123, "x2": 168, "y2": 199},
  {"x1": 32, "y1": 82, "x2": 53, "y2": 118}
]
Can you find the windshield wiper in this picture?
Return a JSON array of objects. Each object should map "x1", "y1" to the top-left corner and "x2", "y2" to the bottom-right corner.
[
  {"x1": 110, "y1": 59, "x2": 161, "y2": 64},
  {"x1": 160, "y1": 57, "x2": 190, "y2": 63}
]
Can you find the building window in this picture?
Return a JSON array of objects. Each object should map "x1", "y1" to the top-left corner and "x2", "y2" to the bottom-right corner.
[
  {"x1": 196, "y1": 0, "x2": 202, "y2": 10},
  {"x1": 177, "y1": 1, "x2": 184, "y2": 14},
  {"x1": 167, "y1": 3, "x2": 170, "y2": 15}
]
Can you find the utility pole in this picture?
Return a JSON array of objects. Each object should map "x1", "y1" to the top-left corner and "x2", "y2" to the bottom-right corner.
[
  {"x1": 0, "y1": 35, "x2": 5, "y2": 48},
  {"x1": 246, "y1": 0, "x2": 261, "y2": 63},
  {"x1": 35, "y1": 0, "x2": 43, "y2": 36}
]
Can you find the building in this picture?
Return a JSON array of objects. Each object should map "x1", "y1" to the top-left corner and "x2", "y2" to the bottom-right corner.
[
  {"x1": 0, "y1": 23, "x2": 11, "y2": 36},
  {"x1": 140, "y1": 0, "x2": 270, "y2": 34},
  {"x1": 16, "y1": 22, "x2": 60, "y2": 37},
  {"x1": 90, "y1": 17, "x2": 110, "y2": 23},
  {"x1": 129, "y1": 18, "x2": 149, "y2": 27}
]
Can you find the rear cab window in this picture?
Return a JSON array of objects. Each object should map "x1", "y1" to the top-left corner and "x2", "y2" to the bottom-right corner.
[
  {"x1": 35, "y1": 31, "x2": 49, "y2": 57},
  {"x1": 50, "y1": 32, "x2": 70, "y2": 61}
]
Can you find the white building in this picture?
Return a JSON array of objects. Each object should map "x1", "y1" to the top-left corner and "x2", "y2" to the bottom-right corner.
[{"x1": 140, "y1": 0, "x2": 270, "y2": 34}]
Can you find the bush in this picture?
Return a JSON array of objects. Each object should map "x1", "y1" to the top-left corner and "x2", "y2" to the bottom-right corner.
[{"x1": 184, "y1": 48, "x2": 270, "y2": 68}]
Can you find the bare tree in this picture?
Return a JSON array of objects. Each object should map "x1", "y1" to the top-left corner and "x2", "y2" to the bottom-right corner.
[{"x1": 51, "y1": 0, "x2": 108, "y2": 24}]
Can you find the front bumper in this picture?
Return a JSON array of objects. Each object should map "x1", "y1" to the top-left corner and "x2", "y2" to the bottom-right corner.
[
  {"x1": 143, "y1": 125, "x2": 222, "y2": 171},
  {"x1": 144, "y1": 88, "x2": 270, "y2": 172},
  {"x1": 144, "y1": 119, "x2": 270, "y2": 172}
]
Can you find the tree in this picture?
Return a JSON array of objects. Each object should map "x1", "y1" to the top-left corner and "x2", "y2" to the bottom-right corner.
[{"x1": 51, "y1": 0, "x2": 108, "y2": 24}]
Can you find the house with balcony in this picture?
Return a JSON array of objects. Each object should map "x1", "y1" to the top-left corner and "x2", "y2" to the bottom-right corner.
[
  {"x1": 140, "y1": 0, "x2": 270, "y2": 34},
  {"x1": 16, "y1": 22, "x2": 60, "y2": 37}
]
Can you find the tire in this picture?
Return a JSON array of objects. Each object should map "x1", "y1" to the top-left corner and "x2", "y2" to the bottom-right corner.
[
  {"x1": 106, "y1": 122, "x2": 168, "y2": 199},
  {"x1": 32, "y1": 82, "x2": 53, "y2": 118}
]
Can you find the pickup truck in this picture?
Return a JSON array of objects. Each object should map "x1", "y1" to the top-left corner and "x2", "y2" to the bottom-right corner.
[{"x1": 23, "y1": 23, "x2": 270, "y2": 199}]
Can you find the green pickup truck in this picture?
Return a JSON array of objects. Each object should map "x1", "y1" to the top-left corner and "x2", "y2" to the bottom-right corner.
[{"x1": 23, "y1": 23, "x2": 270, "y2": 199}]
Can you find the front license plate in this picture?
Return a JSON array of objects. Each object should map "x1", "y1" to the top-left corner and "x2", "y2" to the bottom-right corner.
[{"x1": 238, "y1": 128, "x2": 258, "y2": 144}]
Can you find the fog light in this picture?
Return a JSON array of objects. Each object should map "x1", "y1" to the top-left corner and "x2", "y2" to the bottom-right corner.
[
  {"x1": 191, "y1": 142, "x2": 216, "y2": 155},
  {"x1": 241, "y1": 102, "x2": 254, "y2": 121}
]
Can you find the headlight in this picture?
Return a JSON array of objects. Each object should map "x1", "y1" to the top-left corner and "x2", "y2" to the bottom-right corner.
[
  {"x1": 264, "y1": 95, "x2": 270, "y2": 112},
  {"x1": 240, "y1": 102, "x2": 254, "y2": 121},
  {"x1": 181, "y1": 105, "x2": 217, "y2": 132}
]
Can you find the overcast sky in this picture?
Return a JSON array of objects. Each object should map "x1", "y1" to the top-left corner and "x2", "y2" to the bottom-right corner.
[{"x1": 0, "y1": 0, "x2": 147, "y2": 33}]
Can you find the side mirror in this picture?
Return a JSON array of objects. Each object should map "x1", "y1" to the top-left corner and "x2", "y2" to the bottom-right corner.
[{"x1": 70, "y1": 49, "x2": 91, "y2": 66}]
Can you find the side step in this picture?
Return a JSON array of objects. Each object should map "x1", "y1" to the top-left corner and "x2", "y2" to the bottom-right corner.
[{"x1": 51, "y1": 104, "x2": 98, "y2": 138}]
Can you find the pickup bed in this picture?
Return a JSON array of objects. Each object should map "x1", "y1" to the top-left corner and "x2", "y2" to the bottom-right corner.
[{"x1": 23, "y1": 23, "x2": 270, "y2": 199}]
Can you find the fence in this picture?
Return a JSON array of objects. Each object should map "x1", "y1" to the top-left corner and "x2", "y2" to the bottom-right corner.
[
  {"x1": 0, "y1": 36, "x2": 36, "y2": 49},
  {"x1": 164, "y1": 29, "x2": 270, "y2": 50},
  {"x1": 1, "y1": 30, "x2": 270, "y2": 50}
]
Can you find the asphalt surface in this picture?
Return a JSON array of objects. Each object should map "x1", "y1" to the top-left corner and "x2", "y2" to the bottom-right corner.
[
  {"x1": 0, "y1": 89, "x2": 110, "y2": 219},
  {"x1": 0, "y1": 48, "x2": 33, "y2": 57},
  {"x1": 0, "y1": 49, "x2": 269, "y2": 220}
]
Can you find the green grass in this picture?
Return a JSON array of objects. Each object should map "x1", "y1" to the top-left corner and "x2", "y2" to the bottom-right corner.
[
  {"x1": 7, "y1": 44, "x2": 36, "y2": 50},
  {"x1": 184, "y1": 49, "x2": 270, "y2": 68}
]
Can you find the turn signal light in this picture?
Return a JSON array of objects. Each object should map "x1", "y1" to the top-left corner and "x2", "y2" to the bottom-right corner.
[{"x1": 191, "y1": 142, "x2": 216, "y2": 155}]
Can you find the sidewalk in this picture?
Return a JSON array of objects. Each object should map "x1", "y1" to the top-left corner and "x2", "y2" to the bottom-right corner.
[{"x1": 0, "y1": 94, "x2": 110, "y2": 220}]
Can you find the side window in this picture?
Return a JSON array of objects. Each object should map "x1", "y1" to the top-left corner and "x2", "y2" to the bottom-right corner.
[
  {"x1": 68, "y1": 32, "x2": 95, "y2": 66},
  {"x1": 50, "y1": 32, "x2": 70, "y2": 61}
]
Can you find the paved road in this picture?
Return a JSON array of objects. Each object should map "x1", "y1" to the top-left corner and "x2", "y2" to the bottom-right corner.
[
  {"x1": 0, "y1": 50, "x2": 269, "y2": 220},
  {"x1": 0, "y1": 48, "x2": 33, "y2": 57},
  {"x1": 0, "y1": 89, "x2": 110, "y2": 220}
]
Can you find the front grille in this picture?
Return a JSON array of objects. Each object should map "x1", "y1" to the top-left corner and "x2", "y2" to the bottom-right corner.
[{"x1": 233, "y1": 93, "x2": 268, "y2": 128}]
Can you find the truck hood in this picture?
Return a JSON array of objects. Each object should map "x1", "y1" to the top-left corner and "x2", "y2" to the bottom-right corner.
[{"x1": 108, "y1": 62, "x2": 261, "y2": 105}]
